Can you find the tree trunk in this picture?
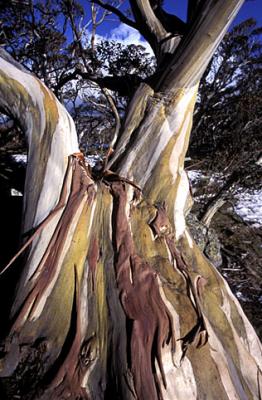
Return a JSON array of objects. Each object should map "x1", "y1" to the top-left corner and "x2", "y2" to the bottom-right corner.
[{"x1": 0, "y1": 1, "x2": 261, "y2": 399}]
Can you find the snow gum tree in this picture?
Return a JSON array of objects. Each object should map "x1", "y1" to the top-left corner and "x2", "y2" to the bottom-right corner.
[{"x1": 0, "y1": 1, "x2": 261, "y2": 399}]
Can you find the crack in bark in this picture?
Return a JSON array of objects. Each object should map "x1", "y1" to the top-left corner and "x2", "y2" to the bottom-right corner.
[{"x1": 150, "y1": 204, "x2": 208, "y2": 359}]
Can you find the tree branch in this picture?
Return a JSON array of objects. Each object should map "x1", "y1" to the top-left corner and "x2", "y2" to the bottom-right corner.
[
  {"x1": 130, "y1": 0, "x2": 166, "y2": 37},
  {"x1": 54, "y1": 69, "x2": 143, "y2": 96},
  {"x1": 102, "y1": 88, "x2": 121, "y2": 151},
  {"x1": 187, "y1": 0, "x2": 205, "y2": 24},
  {"x1": 150, "y1": 0, "x2": 187, "y2": 35},
  {"x1": 0, "y1": 48, "x2": 79, "y2": 232},
  {"x1": 92, "y1": 0, "x2": 138, "y2": 29},
  {"x1": 158, "y1": 0, "x2": 245, "y2": 92},
  {"x1": 129, "y1": 0, "x2": 167, "y2": 55},
  {"x1": 129, "y1": 0, "x2": 185, "y2": 61}
]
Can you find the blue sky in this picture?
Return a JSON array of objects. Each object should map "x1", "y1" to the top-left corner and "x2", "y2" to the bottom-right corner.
[
  {"x1": 232, "y1": 0, "x2": 262, "y2": 25},
  {"x1": 85, "y1": 0, "x2": 261, "y2": 55},
  {"x1": 163, "y1": 0, "x2": 262, "y2": 26},
  {"x1": 92, "y1": 0, "x2": 262, "y2": 36}
]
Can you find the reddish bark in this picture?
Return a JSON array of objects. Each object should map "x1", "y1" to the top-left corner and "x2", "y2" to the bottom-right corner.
[{"x1": 111, "y1": 182, "x2": 174, "y2": 400}]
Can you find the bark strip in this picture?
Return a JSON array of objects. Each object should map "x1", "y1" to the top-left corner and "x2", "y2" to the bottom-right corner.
[{"x1": 111, "y1": 181, "x2": 174, "y2": 400}]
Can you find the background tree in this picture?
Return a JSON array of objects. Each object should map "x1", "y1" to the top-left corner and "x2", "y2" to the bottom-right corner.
[
  {"x1": 189, "y1": 18, "x2": 262, "y2": 224},
  {"x1": 0, "y1": 0, "x2": 155, "y2": 156},
  {"x1": 0, "y1": 1, "x2": 262, "y2": 400},
  {"x1": 185, "y1": 18, "x2": 262, "y2": 337}
]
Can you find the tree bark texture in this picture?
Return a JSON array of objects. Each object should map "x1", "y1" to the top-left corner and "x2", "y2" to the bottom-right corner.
[{"x1": 0, "y1": 1, "x2": 261, "y2": 399}]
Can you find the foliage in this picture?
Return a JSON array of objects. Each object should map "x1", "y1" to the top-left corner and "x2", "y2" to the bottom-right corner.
[
  {"x1": 0, "y1": 0, "x2": 155, "y2": 156},
  {"x1": 189, "y1": 18, "x2": 262, "y2": 192}
]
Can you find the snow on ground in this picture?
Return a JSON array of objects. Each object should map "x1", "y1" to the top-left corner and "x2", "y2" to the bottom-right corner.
[
  {"x1": 187, "y1": 169, "x2": 262, "y2": 227},
  {"x1": 10, "y1": 154, "x2": 101, "y2": 196},
  {"x1": 85, "y1": 154, "x2": 102, "y2": 167},
  {"x1": 187, "y1": 170, "x2": 203, "y2": 184},
  {"x1": 9, "y1": 159, "x2": 262, "y2": 226},
  {"x1": 12, "y1": 153, "x2": 101, "y2": 167},
  {"x1": 10, "y1": 188, "x2": 23, "y2": 196},
  {"x1": 235, "y1": 190, "x2": 262, "y2": 227},
  {"x1": 12, "y1": 154, "x2": 27, "y2": 164}
]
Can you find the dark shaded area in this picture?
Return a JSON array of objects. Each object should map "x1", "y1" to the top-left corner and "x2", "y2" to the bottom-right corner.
[
  {"x1": 0, "y1": 338, "x2": 48, "y2": 400},
  {"x1": 212, "y1": 206, "x2": 262, "y2": 339},
  {"x1": 0, "y1": 153, "x2": 25, "y2": 264},
  {"x1": 0, "y1": 152, "x2": 25, "y2": 339}
]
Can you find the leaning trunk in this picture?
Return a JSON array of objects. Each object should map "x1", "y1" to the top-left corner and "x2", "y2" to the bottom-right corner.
[{"x1": 0, "y1": 1, "x2": 261, "y2": 399}]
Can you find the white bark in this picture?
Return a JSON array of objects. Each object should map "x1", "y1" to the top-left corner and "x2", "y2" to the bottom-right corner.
[{"x1": 0, "y1": 51, "x2": 79, "y2": 309}]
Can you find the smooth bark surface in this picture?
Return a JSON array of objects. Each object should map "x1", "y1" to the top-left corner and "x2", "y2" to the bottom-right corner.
[{"x1": 0, "y1": 1, "x2": 261, "y2": 399}]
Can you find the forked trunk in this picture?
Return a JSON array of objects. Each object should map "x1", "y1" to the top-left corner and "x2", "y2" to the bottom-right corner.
[{"x1": 0, "y1": 1, "x2": 261, "y2": 399}]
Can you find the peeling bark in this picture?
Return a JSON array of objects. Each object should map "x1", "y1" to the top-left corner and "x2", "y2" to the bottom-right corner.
[{"x1": 0, "y1": 1, "x2": 261, "y2": 399}]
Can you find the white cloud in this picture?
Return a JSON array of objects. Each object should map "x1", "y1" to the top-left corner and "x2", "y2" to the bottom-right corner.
[
  {"x1": 81, "y1": 22, "x2": 154, "y2": 56},
  {"x1": 104, "y1": 23, "x2": 154, "y2": 55}
]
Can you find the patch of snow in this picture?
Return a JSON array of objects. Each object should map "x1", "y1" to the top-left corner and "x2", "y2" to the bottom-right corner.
[
  {"x1": 236, "y1": 291, "x2": 249, "y2": 302},
  {"x1": 11, "y1": 153, "x2": 102, "y2": 169},
  {"x1": 187, "y1": 169, "x2": 224, "y2": 185},
  {"x1": 234, "y1": 190, "x2": 262, "y2": 226},
  {"x1": 256, "y1": 155, "x2": 262, "y2": 166},
  {"x1": 187, "y1": 170, "x2": 262, "y2": 227},
  {"x1": 85, "y1": 154, "x2": 102, "y2": 167},
  {"x1": 11, "y1": 188, "x2": 23, "y2": 196},
  {"x1": 187, "y1": 170, "x2": 203, "y2": 183},
  {"x1": 11, "y1": 154, "x2": 27, "y2": 164}
]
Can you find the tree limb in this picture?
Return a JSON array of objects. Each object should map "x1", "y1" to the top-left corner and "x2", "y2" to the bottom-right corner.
[
  {"x1": 150, "y1": 0, "x2": 187, "y2": 35},
  {"x1": 129, "y1": 0, "x2": 167, "y2": 55},
  {"x1": 91, "y1": 0, "x2": 137, "y2": 29},
  {"x1": 187, "y1": 0, "x2": 205, "y2": 24},
  {"x1": 129, "y1": 0, "x2": 185, "y2": 61},
  {"x1": 158, "y1": 0, "x2": 245, "y2": 92},
  {"x1": 54, "y1": 69, "x2": 143, "y2": 96},
  {"x1": 0, "y1": 48, "x2": 79, "y2": 233},
  {"x1": 102, "y1": 88, "x2": 121, "y2": 152}
]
